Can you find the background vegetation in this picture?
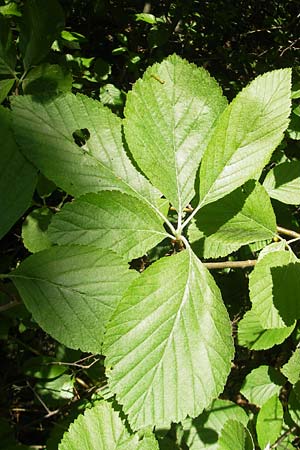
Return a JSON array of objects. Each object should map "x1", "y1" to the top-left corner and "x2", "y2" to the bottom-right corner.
[{"x1": 0, "y1": 0, "x2": 300, "y2": 448}]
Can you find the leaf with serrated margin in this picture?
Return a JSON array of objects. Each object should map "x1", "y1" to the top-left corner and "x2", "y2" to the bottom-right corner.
[
  {"x1": 48, "y1": 191, "x2": 169, "y2": 260},
  {"x1": 217, "y1": 420, "x2": 254, "y2": 450},
  {"x1": 103, "y1": 249, "x2": 234, "y2": 430},
  {"x1": 199, "y1": 69, "x2": 291, "y2": 207},
  {"x1": 240, "y1": 366, "x2": 285, "y2": 407},
  {"x1": 58, "y1": 400, "x2": 159, "y2": 450},
  {"x1": 281, "y1": 349, "x2": 300, "y2": 385},
  {"x1": 10, "y1": 245, "x2": 138, "y2": 353},
  {"x1": 256, "y1": 395, "x2": 283, "y2": 450},
  {"x1": 237, "y1": 309, "x2": 295, "y2": 351},
  {"x1": 0, "y1": 106, "x2": 37, "y2": 239},
  {"x1": 11, "y1": 94, "x2": 161, "y2": 209},
  {"x1": 182, "y1": 399, "x2": 249, "y2": 450},
  {"x1": 124, "y1": 54, "x2": 227, "y2": 212},
  {"x1": 263, "y1": 161, "x2": 300, "y2": 205},
  {"x1": 188, "y1": 180, "x2": 276, "y2": 258},
  {"x1": 250, "y1": 251, "x2": 299, "y2": 329}
]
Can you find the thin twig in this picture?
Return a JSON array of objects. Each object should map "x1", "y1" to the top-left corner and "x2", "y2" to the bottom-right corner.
[
  {"x1": 271, "y1": 426, "x2": 297, "y2": 448},
  {"x1": 0, "y1": 298, "x2": 20, "y2": 312},
  {"x1": 203, "y1": 259, "x2": 256, "y2": 269},
  {"x1": 277, "y1": 226, "x2": 300, "y2": 239},
  {"x1": 26, "y1": 382, "x2": 51, "y2": 415}
]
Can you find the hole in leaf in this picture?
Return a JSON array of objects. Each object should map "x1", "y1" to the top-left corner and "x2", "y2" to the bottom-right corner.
[{"x1": 72, "y1": 128, "x2": 90, "y2": 147}]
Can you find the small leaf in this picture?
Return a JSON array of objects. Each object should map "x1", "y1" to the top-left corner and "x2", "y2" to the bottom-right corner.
[
  {"x1": 249, "y1": 251, "x2": 298, "y2": 329},
  {"x1": 11, "y1": 93, "x2": 161, "y2": 209},
  {"x1": 22, "y1": 207, "x2": 53, "y2": 253},
  {"x1": 217, "y1": 420, "x2": 253, "y2": 450},
  {"x1": 134, "y1": 13, "x2": 157, "y2": 24},
  {"x1": 19, "y1": 0, "x2": 65, "y2": 69},
  {"x1": 0, "y1": 78, "x2": 14, "y2": 103},
  {"x1": 256, "y1": 395, "x2": 283, "y2": 450},
  {"x1": 58, "y1": 401, "x2": 158, "y2": 450},
  {"x1": 48, "y1": 192, "x2": 169, "y2": 260},
  {"x1": 240, "y1": 366, "x2": 285, "y2": 407},
  {"x1": 0, "y1": 107, "x2": 37, "y2": 239},
  {"x1": 11, "y1": 245, "x2": 138, "y2": 353},
  {"x1": 124, "y1": 54, "x2": 227, "y2": 212},
  {"x1": 281, "y1": 349, "x2": 300, "y2": 385},
  {"x1": 182, "y1": 399, "x2": 249, "y2": 450},
  {"x1": 199, "y1": 69, "x2": 291, "y2": 207},
  {"x1": 188, "y1": 180, "x2": 276, "y2": 258},
  {"x1": 104, "y1": 249, "x2": 234, "y2": 430},
  {"x1": 263, "y1": 161, "x2": 300, "y2": 205},
  {"x1": 23, "y1": 63, "x2": 72, "y2": 95},
  {"x1": 237, "y1": 309, "x2": 295, "y2": 351}
]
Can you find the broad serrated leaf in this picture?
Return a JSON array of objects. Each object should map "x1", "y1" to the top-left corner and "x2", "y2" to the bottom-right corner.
[
  {"x1": 199, "y1": 69, "x2": 291, "y2": 207},
  {"x1": 188, "y1": 180, "x2": 276, "y2": 258},
  {"x1": 124, "y1": 54, "x2": 227, "y2": 212},
  {"x1": 19, "y1": 0, "x2": 65, "y2": 69},
  {"x1": 256, "y1": 394, "x2": 283, "y2": 449},
  {"x1": 48, "y1": 191, "x2": 169, "y2": 260},
  {"x1": 250, "y1": 251, "x2": 299, "y2": 329},
  {"x1": 217, "y1": 420, "x2": 253, "y2": 450},
  {"x1": 282, "y1": 349, "x2": 300, "y2": 384},
  {"x1": 58, "y1": 401, "x2": 158, "y2": 450},
  {"x1": 0, "y1": 14, "x2": 16, "y2": 75},
  {"x1": 237, "y1": 309, "x2": 295, "y2": 351},
  {"x1": 0, "y1": 106, "x2": 37, "y2": 239},
  {"x1": 11, "y1": 94, "x2": 161, "y2": 210},
  {"x1": 240, "y1": 366, "x2": 285, "y2": 407},
  {"x1": 10, "y1": 245, "x2": 138, "y2": 353},
  {"x1": 104, "y1": 249, "x2": 234, "y2": 430},
  {"x1": 263, "y1": 161, "x2": 300, "y2": 205},
  {"x1": 182, "y1": 399, "x2": 249, "y2": 450}
]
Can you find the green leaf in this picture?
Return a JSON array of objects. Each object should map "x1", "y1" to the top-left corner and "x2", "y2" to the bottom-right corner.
[
  {"x1": 240, "y1": 366, "x2": 284, "y2": 407},
  {"x1": 19, "y1": 0, "x2": 65, "y2": 69},
  {"x1": 48, "y1": 192, "x2": 169, "y2": 260},
  {"x1": 0, "y1": 106, "x2": 37, "y2": 239},
  {"x1": 134, "y1": 13, "x2": 157, "y2": 24},
  {"x1": 182, "y1": 399, "x2": 249, "y2": 450},
  {"x1": 23, "y1": 355, "x2": 67, "y2": 379},
  {"x1": 58, "y1": 401, "x2": 158, "y2": 450},
  {"x1": 104, "y1": 249, "x2": 234, "y2": 430},
  {"x1": 22, "y1": 63, "x2": 72, "y2": 95},
  {"x1": 0, "y1": 78, "x2": 14, "y2": 103},
  {"x1": 0, "y1": 14, "x2": 16, "y2": 75},
  {"x1": 0, "y1": 2, "x2": 21, "y2": 16},
  {"x1": 217, "y1": 420, "x2": 253, "y2": 450},
  {"x1": 288, "y1": 382, "x2": 300, "y2": 426},
  {"x1": 281, "y1": 349, "x2": 300, "y2": 384},
  {"x1": 124, "y1": 54, "x2": 227, "y2": 212},
  {"x1": 22, "y1": 207, "x2": 53, "y2": 253},
  {"x1": 11, "y1": 94, "x2": 161, "y2": 209},
  {"x1": 263, "y1": 161, "x2": 300, "y2": 205},
  {"x1": 11, "y1": 245, "x2": 138, "y2": 353},
  {"x1": 250, "y1": 251, "x2": 299, "y2": 328},
  {"x1": 199, "y1": 69, "x2": 291, "y2": 207},
  {"x1": 237, "y1": 309, "x2": 295, "y2": 350},
  {"x1": 188, "y1": 180, "x2": 276, "y2": 258},
  {"x1": 256, "y1": 394, "x2": 283, "y2": 449},
  {"x1": 100, "y1": 83, "x2": 125, "y2": 107}
]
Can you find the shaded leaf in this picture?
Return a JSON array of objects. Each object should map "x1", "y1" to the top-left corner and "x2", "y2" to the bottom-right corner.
[
  {"x1": 23, "y1": 63, "x2": 72, "y2": 95},
  {"x1": 19, "y1": 0, "x2": 65, "y2": 69},
  {"x1": 240, "y1": 366, "x2": 284, "y2": 407},
  {"x1": 188, "y1": 180, "x2": 276, "y2": 258},
  {"x1": 256, "y1": 394, "x2": 283, "y2": 449},
  {"x1": 237, "y1": 309, "x2": 295, "y2": 351},
  {"x1": 0, "y1": 78, "x2": 14, "y2": 103},
  {"x1": 199, "y1": 69, "x2": 291, "y2": 207},
  {"x1": 182, "y1": 399, "x2": 248, "y2": 450},
  {"x1": 22, "y1": 207, "x2": 53, "y2": 253},
  {"x1": 104, "y1": 249, "x2": 233, "y2": 430},
  {"x1": 48, "y1": 191, "x2": 169, "y2": 260},
  {"x1": 124, "y1": 54, "x2": 227, "y2": 212},
  {"x1": 0, "y1": 106, "x2": 37, "y2": 239},
  {"x1": 263, "y1": 161, "x2": 300, "y2": 205},
  {"x1": 0, "y1": 14, "x2": 16, "y2": 75},
  {"x1": 11, "y1": 245, "x2": 138, "y2": 353}
]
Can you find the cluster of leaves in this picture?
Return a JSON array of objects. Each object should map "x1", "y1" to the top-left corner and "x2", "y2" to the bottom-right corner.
[{"x1": 1, "y1": 1, "x2": 300, "y2": 449}]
